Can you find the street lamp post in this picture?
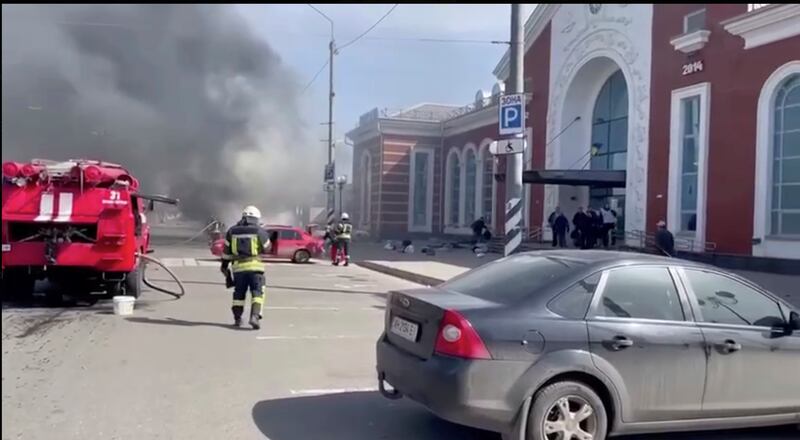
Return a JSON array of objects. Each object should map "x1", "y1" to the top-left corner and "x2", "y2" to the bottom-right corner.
[
  {"x1": 309, "y1": 5, "x2": 337, "y2": 226},
  {"x1": 336, "y1": 175, "x2": 348, "y2": 216}
]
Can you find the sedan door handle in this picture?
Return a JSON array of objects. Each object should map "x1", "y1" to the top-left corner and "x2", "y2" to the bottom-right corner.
[
  {"x1": 608, "y1": 336, "x2": 634, "y2": 351},
  {"x1": 718, "y1": 339, "x2": 742, "y2": 354}
]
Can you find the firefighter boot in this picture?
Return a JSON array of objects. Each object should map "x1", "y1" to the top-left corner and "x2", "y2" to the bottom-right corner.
[
  {"x1": 232, "y1": 306, "x2": 244, "y2": 328},
  {"x1": 249, "y1": 301, "x2": 263, "y2": 330},
  {"x1": 249, "y1": 313, "x2": 260, "y2": 330}
]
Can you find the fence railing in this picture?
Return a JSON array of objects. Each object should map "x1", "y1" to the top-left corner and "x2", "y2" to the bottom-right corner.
[{"x1": 620, "y1": 230, "x2": 718, "y2": 255}]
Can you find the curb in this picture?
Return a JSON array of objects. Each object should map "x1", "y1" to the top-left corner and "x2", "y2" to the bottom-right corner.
[{"x1": 355, "y1": 261, "x2": 445, "y2": 287}]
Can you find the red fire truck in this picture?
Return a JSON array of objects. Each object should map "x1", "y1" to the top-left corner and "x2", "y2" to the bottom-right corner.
[{"x1": 1, "y1": 159, "x2": 176, "y2": 300}]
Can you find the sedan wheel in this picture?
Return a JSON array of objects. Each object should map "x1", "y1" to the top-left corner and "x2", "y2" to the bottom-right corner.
[
  {"x1": 528, "y1": 381, "x2": 607, "y2": 440},
  {"x1": 543, "y1": 396, "x2": 597, "y2": 440},
  {"x1": 293, "y1": 249, "x2": 311, "y2": 264}
]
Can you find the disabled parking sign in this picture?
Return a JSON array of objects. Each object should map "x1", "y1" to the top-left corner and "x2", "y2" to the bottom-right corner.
[{"x1": 499, "y1": 93, "x2": 525, "y2": 136}]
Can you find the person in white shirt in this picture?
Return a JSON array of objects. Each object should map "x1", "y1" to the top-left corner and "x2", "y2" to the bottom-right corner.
[{"x1": 600, "y1": 204, "x2": 617, "y2": 248}]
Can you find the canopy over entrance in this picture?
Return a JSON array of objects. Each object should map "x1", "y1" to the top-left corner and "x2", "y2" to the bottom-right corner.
[{"x1": 522, "y1": 169, "x2": 626, "y2": 188}]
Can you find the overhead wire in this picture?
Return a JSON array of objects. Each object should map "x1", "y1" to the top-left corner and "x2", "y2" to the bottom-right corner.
[
  {"x1": 301, "y1": 59, "x2": 329, "y2": 94},
  {"x1": 337, "y1": 4, "x2": 399, "y2": 52},
  {"x1": 302, "y1": 4, "x2": 398, "y2": 93}
]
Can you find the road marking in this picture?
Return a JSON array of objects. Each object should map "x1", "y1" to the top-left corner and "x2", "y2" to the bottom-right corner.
[
  {"x1": 263, "y1": 306, "x2": 340, "y2": 311},
  {"x1": 289, "y1": 387, "x2": 378, "y2": 396},
  {"x1": 182, "y1": 258, "x2": 197, "y2": 267},
  {"x1": 255, "y1": 335, "x2": 374, "y2": 341},
  {"x1": 333, "y1": 284, "x2": 374, "y2": 290},
  {"x1": 158, "y1": 258, "x2": 185, "y2": 267}
]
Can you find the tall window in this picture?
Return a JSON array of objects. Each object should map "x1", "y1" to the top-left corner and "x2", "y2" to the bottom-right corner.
[
  {"x1": 771, "y1": 73, "x2": 800, "y2": 236},
  {"x1": 680, "y1": 96, "x2": 700, "y2": 232},
  {"x1": 464, "y1": 149, "x2": 477, "y2": 225},
  {"x1": 683, "y1": 9, "x2": 706, "y2": 34},
  {"x1": 590, "y1": 70, "x2": 628, "y2": 228},
  {"x1": 447, "y1": 151, "x2": 461, "y2": 226},
  {"x1": 480, "y1": 147, "x2": 494, "y2": 226},
  {"x1": 412, "y1": 150, "x2": 431, "y2": 228},
  {"x1": 591, "y1": 70, "x2": 628, "y2": 172},
  {"x1": 360, "y1": 153, "x2": 372, "y2": 227}
]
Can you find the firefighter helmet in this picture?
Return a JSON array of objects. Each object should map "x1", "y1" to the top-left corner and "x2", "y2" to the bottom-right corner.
[
  {"x1": 341, "y1": 212, "x2": 350, "y2": 221},
  {"x1": 242, "y1": 205, "x2": 262, "y2": 220}
]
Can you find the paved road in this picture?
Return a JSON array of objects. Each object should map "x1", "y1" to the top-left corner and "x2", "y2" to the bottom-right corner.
[{"x1": 2, "y1": 247, "x2": 797, "y2": 439}]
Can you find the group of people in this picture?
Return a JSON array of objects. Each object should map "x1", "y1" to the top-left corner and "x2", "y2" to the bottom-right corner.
[
  {"x1": 548, "y1": 205, "x2": 618, "y2": 249},
  {"x1": 548, "y1": 206, "x2": 677, "y2": 257},
  {"x1": 323, "y1": 213, "x2": 353, "y2": 266}
]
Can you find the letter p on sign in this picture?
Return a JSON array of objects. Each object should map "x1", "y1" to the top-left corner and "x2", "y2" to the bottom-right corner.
[{"x1": 499, "y1": 93, "x2": 525, "y2": 136}]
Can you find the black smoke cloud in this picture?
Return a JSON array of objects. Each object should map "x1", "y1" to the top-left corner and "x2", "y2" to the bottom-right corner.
[{"x1": 2, "y1": 4, "x2": 320, "y2": 221}]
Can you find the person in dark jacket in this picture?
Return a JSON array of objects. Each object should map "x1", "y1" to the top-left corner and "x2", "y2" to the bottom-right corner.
[
  {"x1": 585, "y1": 208, "x2": 602, "y2": 249},
  {"x1": 471, "y1": 217, "x2": 487, "y2": 245},
  {"x1": 654, "y1": 220, "x2": 675, "y2": 257},
  {"x1": 221, "y1": 205, "x2": 272, "y2": 329},
  {"x1": 572, "y1": 207, "x2": 589, "y2": 249},
  {"x1": 552, "y1": 207, "x2": 570, "y2": 248}
]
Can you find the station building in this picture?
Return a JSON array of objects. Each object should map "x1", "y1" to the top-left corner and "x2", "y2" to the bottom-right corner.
[{"x1": 346, "y1": 4, "x2": 800, "y2": 259}]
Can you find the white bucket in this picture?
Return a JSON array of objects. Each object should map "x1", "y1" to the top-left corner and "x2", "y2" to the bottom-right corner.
[{"x1": 112, "y1": 296, "x2": 136, "y2": 316}]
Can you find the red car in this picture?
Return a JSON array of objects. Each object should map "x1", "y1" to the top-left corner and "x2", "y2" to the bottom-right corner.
[{"x1": 211, "y1": 224, "x2": 324, "y2": 264}]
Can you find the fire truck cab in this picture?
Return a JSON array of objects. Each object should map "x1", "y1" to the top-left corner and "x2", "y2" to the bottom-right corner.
[{"x1": 1, "y1": 159, "x2": 174, "y2": 299}]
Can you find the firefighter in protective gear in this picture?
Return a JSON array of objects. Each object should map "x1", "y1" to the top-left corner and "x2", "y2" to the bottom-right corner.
[
  {"x1": 220, "y1": 205, "x2": 272, "y2": 329},
  {"x1": 323, "y1": 220, "x2": 337, "y2": 263},
  {"x1": 333, "y1": 213, "x2": 353, "y2": 266}
]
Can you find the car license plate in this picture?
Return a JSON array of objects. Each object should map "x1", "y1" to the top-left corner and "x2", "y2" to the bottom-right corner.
[{"x1": 390, "y1": 316, "x2": 419, "y2": 342}]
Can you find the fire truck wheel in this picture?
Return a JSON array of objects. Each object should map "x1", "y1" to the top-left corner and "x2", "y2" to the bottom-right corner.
[
  {"x1": 293, "y1": 250, "x2": 311, "y2": 264},
  {"x1": 2, "y1": 274, "x2": 35, "y2": 300},
  {"x1": 125, "y1": 263, "x2": 143, "y2": 299}
]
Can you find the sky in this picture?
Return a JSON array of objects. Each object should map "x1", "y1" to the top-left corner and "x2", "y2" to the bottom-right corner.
[{"x1": 235, "y1": 4, "x2": 536, "y2": 178}]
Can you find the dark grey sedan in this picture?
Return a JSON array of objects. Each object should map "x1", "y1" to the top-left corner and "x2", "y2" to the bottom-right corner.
[{"x1": 375, "y1": 251, "x2": 800, "y2": 440}]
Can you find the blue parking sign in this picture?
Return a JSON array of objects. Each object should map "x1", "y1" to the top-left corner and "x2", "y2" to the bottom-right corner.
[{"x1": 499, "y1": 94, "x2": 525, "y2": 136}]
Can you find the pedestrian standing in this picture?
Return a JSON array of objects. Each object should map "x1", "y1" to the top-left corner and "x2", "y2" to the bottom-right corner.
[
  {"x1": 552, "y1": 208, "x2": 569, "y2": 248},
  {"x1": 655, "y1": 220, "x2": 676, "y2": 257},
  {"x1": 600, "y1": 204, "x2": 617, "y2": 248},
  {"x1": 572, "y1": 207, "x2": 589, "y2": 249},
  {"x1": 585, "y1": 208, "x2": 599, "y2": 249},
  {"x1": 548, "y1": 209, "x2": 558, "y2": 247}
]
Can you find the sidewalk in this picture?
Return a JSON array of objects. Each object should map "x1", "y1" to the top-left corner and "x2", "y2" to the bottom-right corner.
[
  {"x1": 354, "y1": 242, "x2": 800, "y2": 307},
  {"x1": 353, "y1": 242, "x2": 497, "y2": 286}
]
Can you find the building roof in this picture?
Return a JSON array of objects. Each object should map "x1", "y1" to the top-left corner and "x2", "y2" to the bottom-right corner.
[{"x1": 388, "y1": 103, "x2": 462, "y2": 121}]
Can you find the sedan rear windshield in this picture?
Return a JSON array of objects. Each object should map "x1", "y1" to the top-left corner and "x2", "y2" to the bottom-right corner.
[{"x1": 440, "y1": 254, "x2": 580, "y2": 304}]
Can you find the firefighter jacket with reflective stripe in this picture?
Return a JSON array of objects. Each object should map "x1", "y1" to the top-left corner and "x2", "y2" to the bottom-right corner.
[
  {"x1": 335, "y1": 221, "x2": 352, "y2": 240},
  {"x1": 222, "y1": 222, "x2": 271, "y2": 273}
]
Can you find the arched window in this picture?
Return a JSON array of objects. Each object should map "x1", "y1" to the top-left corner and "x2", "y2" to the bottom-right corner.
[
  {"x1": 771, "y1": 73, "x2": 800, "y2": 236},
  {"x1": 589, "y1": 70, "x2": 628, "y2": 230},
  {"x1": 464, "y1": 149, "x2": 477, "y2": 225},
  {"x1": 591, "y1": 70, "x2": 628, "y2": 171},
  {"x1": 446, "y1": 150, "x2": 461, "y2": 227},
  {"x1": 479, "y1": 144, "x2": 494, "y2": 226}
]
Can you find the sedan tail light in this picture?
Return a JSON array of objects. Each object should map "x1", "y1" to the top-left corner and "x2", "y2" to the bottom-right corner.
[{"x1": 434, "y1": 309, "x2": 491, "y2": 360}]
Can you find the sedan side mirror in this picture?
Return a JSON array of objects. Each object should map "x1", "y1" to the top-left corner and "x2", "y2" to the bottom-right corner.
[{"x1": 790, "y1": 311, "x2": 800, "y2": 331}]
